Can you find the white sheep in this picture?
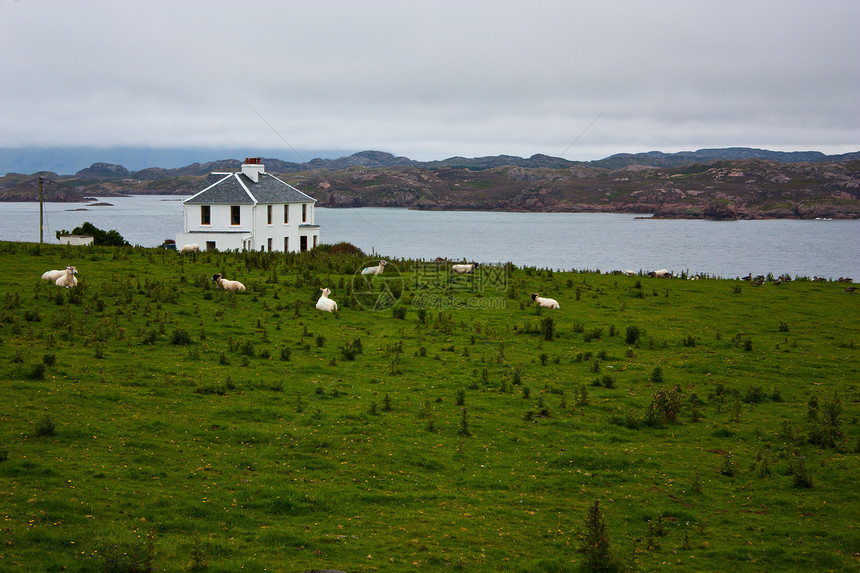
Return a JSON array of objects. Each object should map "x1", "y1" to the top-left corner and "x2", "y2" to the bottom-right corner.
[
  {"x1": 452, "y1": 262, "x2": 479, "y2": 274},
  {"x1": 624, "y1": 270, "x2": 637, "y2": 276},
  {"x1": 179, "y1": 243, "x2": 199, "y2": 255},
  {"x1": 212, "y1": 273, "x2": 245, "y2": 292},
  {"x1": 531, "y1": 293, "x2": 559, "y2": 309},
  {"x1": 361, "y1": 260, "x2": 388, "y2": 275},
  {"x1": 315, "y1": 287, "x2": 338, "y2": 313},
  {"x1": 54, "y1": 266, "x2": 78, "y2": 288},
  {"x1": 648, "y1": 269, "x2": 673, "y2": 278},
  {"x1": 41, "y1": 265, "x2": 75, "y2": 282}
]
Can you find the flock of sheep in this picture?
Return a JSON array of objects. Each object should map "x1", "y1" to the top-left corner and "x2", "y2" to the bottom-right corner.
[
  {"x1": 38, "y1": 256, "x2": 688, "y2": 313},
  {"x1": 315, "y1": 259, "x2": 561, "y2": 313}
]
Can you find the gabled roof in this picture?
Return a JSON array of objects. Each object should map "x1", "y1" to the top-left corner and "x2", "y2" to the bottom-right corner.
[{"x1": 183, "y1": 172, "x2": 316, "y2": 205}]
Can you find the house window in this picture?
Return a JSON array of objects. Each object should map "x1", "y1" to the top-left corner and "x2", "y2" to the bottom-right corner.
[
  {"x1": 300, "y1": 236, "x2": 308, "y2": 252},
  {"x1": 205, "y1": 241, "x2": 216, "y2": 251},
  {"x1": 201, "y1": 205, "x2": 210, "y2": 225},
  {"x1": 267, "y1": 205, "x2": 272, "y2": 225},
  {"x1": 231, "y1": 206, "x2": 241, "y2": 225},
  {"x1": 267, "y1": 238, "x2": 272, "y2": 252},
  {"x1": 284, "y1": 205, "x2": 289, "y2": 224},
  {"x1": 313, "y1": 236, "x2": 318, "y2": 248},
  {"x1": 284, "y1": 237, "x2": 289, "y2": 252},
  {"x1": 302, "y1": 204, "x2": 307, "y2": 223}
]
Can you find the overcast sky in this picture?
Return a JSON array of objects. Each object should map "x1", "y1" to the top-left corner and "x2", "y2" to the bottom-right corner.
[{"x1": 1, "y1": 0, "x2": 858, "y2": 162}]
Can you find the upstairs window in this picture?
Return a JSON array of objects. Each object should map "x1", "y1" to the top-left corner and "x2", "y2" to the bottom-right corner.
[
  {"x1": 284, "y1": 205, "x2": 289, "y2": 224},
  {"x1": 302, "y1": 203, "x2": 307, "y2": 223},
  {"x1": 231, "y1": 206, "x2": 241, "y2": 225},
  {"x1": 267, "y1": 205, "x2": 272, "y2": 225},
  {"x1": 201, "y1": 205, "x2": 210, "y2": 225}
]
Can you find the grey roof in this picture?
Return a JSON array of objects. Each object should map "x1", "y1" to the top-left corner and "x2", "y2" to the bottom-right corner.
[{"x1": 184, "y1": 172, "x2": 316, "y2": 205}]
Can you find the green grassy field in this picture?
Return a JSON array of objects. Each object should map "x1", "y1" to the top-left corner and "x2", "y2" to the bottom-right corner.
[{"x1": 1, "y1": 241, "x2": 858, "y2": 572}]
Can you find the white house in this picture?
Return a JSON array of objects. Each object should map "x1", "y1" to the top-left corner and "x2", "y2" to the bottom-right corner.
[
  {"x1": 175, "y1": 158, "x2": 320, "y2": 252},
  {"x1": 58, "y1": 235, "x2": 94, "y2": 246}
]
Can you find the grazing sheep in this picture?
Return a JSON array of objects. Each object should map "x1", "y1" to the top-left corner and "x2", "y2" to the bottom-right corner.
[
  {"x1": 452, "y1": 262, "x2": 479, "y2": 274},
  {"x1": 316, "y1": 288, "x2": 338, "y2": 313},
  {"x1": 54, "y1": 266, "x2": 78, "y2": 288},
  {"x1": 624, "y1": 270, "x2": 637, "y2": 276},
  {"x1": 41, "y1": 265, "x2": 75, "y2": 282},
  {"x1": 361, "y1": 260, "x2": 388, "y2": 275},
  {"x1": 648, "y1": 269, "x2": 673, "y2": 278},
  {"x1": 179, "y1": 243, "x2": 199, "y2": 255},
  {"x1": 211, "y1": 273, "x2": 245, "y2": 292},
  {"x1": 531, "y1": 293, "x2": 559, "y2": 309}
]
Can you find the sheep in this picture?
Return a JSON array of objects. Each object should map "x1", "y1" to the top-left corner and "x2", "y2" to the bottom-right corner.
[
  {"x1": 41, "y1": 265, "x2": 76, "y2": 282},
  {"x1": 648, "y1": 269, "x2": 673, "y2": 278},
  {"x1": 452, "y1": 262, "x2": 479, "y2": 274},
  {"x1": 54, "y1": 266, "x2": 78, "y2": 288},
  {"x1": 531, "y1": 293, "x2": 559, "y2": 309},
  {"x1": 211, "y1": 273, "x2": 245, "y2": 292},
  {"x1": 315, "y1": 287, "x2": 338, "y2": 313},
  {"x1": 361, "y1": 260, "x2": 388, "y2": 275},
  {"x1": 624, "y1": 270, "x2": 637, "y2": 276},
  {"x1": 179, "y1": 243, "x2": 199, "y2": 255}
]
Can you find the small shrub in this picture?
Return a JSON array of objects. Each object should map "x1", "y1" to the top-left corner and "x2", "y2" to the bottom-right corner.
[
  {"x1": 540, "y1": 316, "x2": 554, "y2": 341},
  {"x1": 576, "y1": 499, "x2": 619, "y2": 572},
  {"x1": 34, "y1": 413, "x2": 56, "y2": 437},
  {"x1": 789, "y1": 456, "x2": 814, "y2": 488},
  {"x1": 29, "y1": 363, "x2": 46, "y2": 379},
  {"x1": 625, "y1": 325, "x2": 641, "y2": 345},
  {"x1": 718, "y1": 451, "x2": 738, "y2": 477},
  {"x1": 171, "y1": 328, "x2": 192, "y2": 345}
]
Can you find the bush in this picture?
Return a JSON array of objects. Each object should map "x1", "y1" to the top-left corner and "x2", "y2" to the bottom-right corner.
[
  {"x1": 625, "y1": 325, "x2": 640, "y2": 345},
  {"x1": 540, "y1": 316, "x2": 554, "y2": 341},
  {"x1": 171, "y1": 329, "x2": 192, "y2": 345},
  {"x1": 577, "y1": 499, "x2": 619, "y2": 572},
  {"x1": 34, "y1": 413, "x2": 56, "y2": 437}
]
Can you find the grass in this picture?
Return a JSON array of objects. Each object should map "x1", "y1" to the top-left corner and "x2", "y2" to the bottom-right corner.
[{"x1": 0, "y1": 240, "x2": 858, "y2": 571}]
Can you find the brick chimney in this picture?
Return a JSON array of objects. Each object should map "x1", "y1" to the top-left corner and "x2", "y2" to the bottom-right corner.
[{"x1": 241, "y1": 157, "x2": 264, "y2": 183}]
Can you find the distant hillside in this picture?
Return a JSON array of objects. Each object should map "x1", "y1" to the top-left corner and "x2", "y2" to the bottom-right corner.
[{"x1": 1, "y1": 148, "x2": 858, "y2": 220}]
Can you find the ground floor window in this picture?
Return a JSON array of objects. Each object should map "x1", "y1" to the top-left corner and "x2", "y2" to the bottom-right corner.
[
  {"x1": 300, "y1": 236, "x2": 308, "y2": 252},
  {"x1": 284, "y1": 236, "x2": 289, "y2": 251},
  {"x1": 313, "y1": 236, "x2": 318, "y2": 248},
  {"x1": 267, "y1": 238, "x2": 272, "y2": 252},
  {"x1": 206, "y1": 241, "x2": 216, "y2": 251}
]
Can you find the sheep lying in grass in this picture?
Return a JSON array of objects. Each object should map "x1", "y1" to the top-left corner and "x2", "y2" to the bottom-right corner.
[
  {"x1": 316, "y1": 288, "x2": 338, "y2": 313},
  {"x1": 41, "y1": 265, "x2": 76, "y2": 282},
  {"x1": 54, "y1": 266, "x2": 78, "y2": 288},
  {"x1": 452, "y1": 262, "x2": 479, "y2": 274},
  {"x1": 361, "y1": 260, "x2": 388, "y2": 275},
  {"x1": 212, "y1": 273, "x2": 245, "y2": 292},
  {"x1": 531, "y1": 293, "x2": 559, "y2": 309},
  {"x1": 648, "y1": 269, "x2": 673, "y2": 278},
  {"x1": 179, "y1": 243, "x2": 199, "y2": 255},
  {"x1": 624, "y1": 270, "x2": 637, "y2": 276}
]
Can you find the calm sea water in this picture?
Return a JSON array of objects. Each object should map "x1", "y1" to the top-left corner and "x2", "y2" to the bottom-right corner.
[{"x1": 1, "y1": 196, "x2": 857, "y2": 279}]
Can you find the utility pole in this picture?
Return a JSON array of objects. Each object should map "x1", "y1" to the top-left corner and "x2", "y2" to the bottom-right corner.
[{"x1": 39, "y1": 176, "x2": 44, "y2": 244}]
